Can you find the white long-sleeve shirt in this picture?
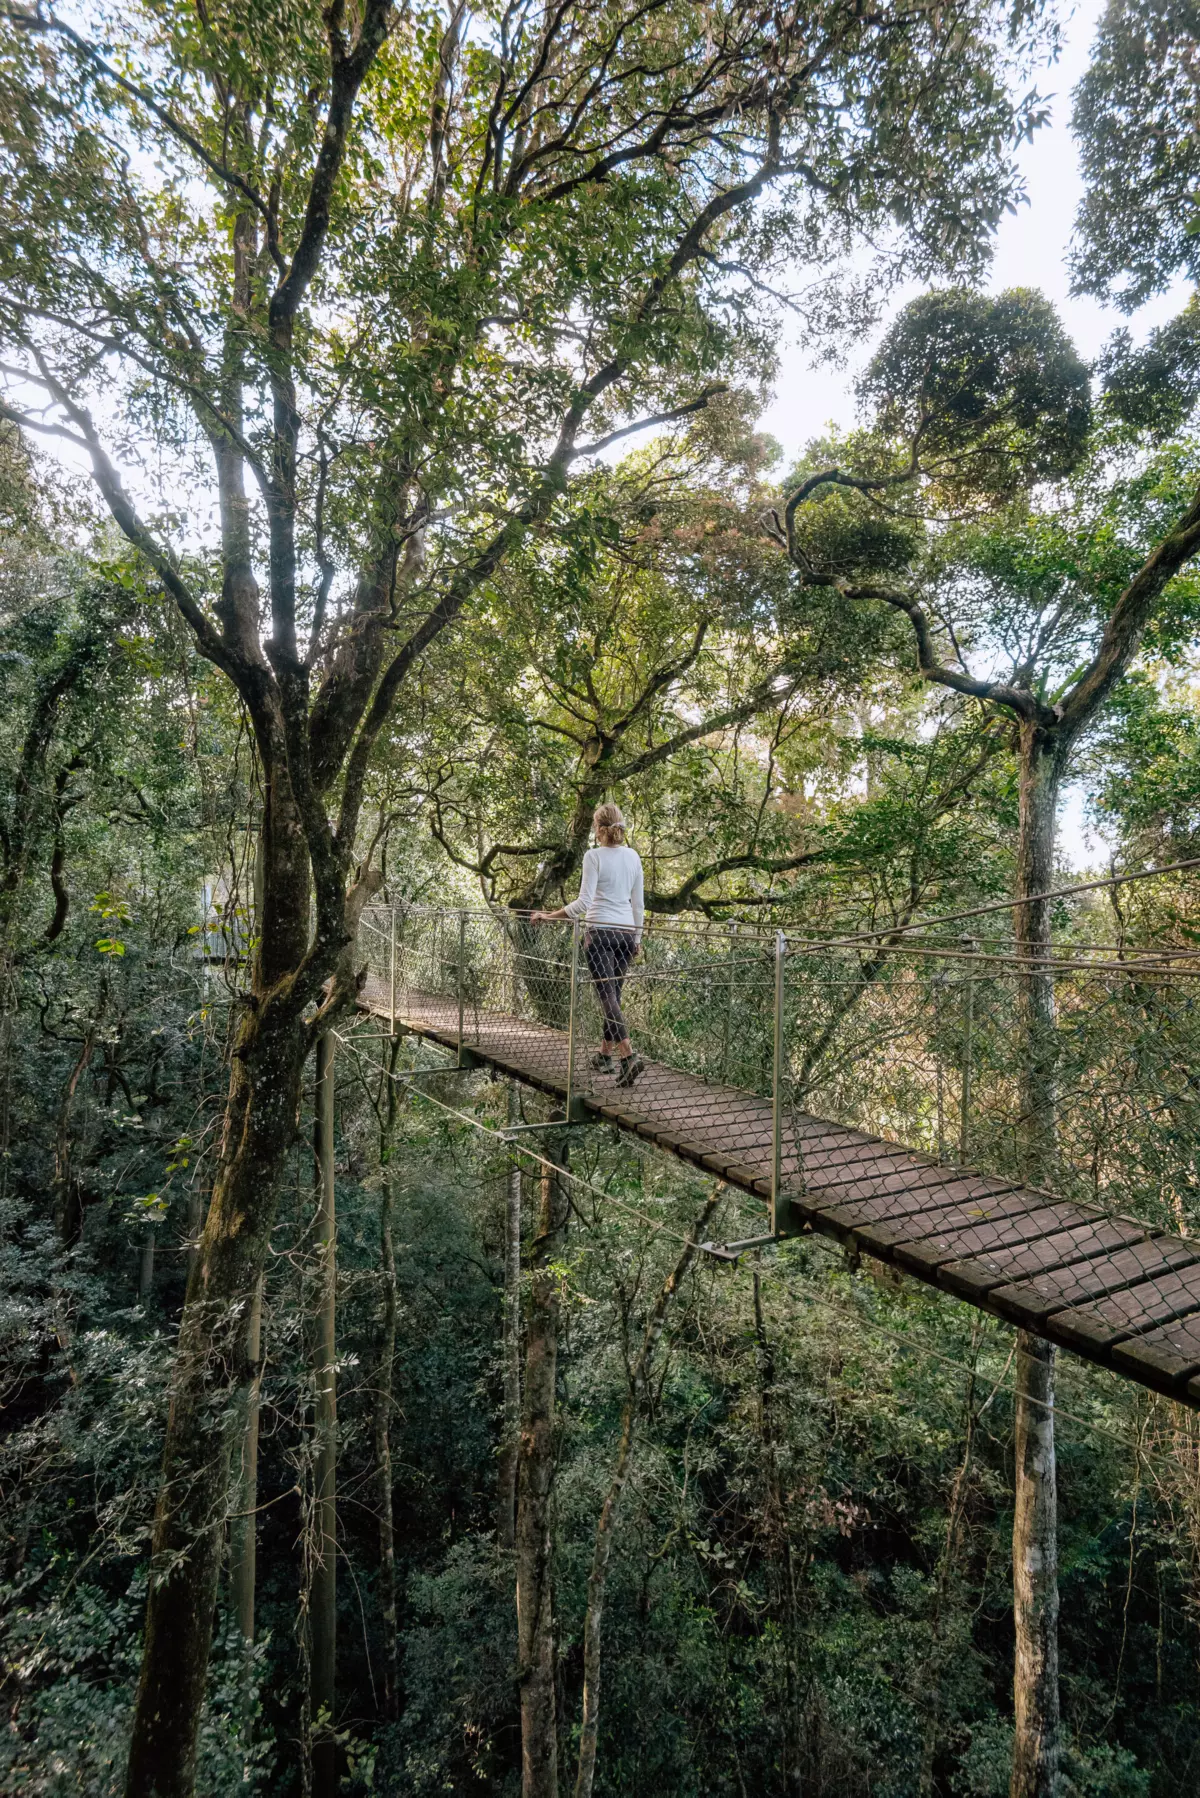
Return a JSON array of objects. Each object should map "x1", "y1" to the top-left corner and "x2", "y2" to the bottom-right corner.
[{"x1": 564, "y1": 844, "x2": 644, "y2": 935}]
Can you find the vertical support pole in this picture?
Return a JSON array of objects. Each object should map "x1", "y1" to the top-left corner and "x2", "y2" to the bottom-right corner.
[
  {"x1": 312, "y1": 1033, "x2": 337, "y2": 1798},
  {"x1": 565, "y1": 917, "x2": 581, "y2": 1119},
  {"x1": 936, "y1": 1058, "x2": 945, "y2": 1163},
  {"x1": 389, "y1": 904, "x2": 397, "y2": 1036},
  {"x1": 720, "y1": 921, "x2": 738, "y2": 1083},
  {"x1": 457, "y1": 910, "x2": 466, "y2": 1067},
  {"x1": 959, "y1": 939, "x2": 976, "y2": 1165},
  {"x1": 509, "y1": 916, "x2": 520, "y2": 1018},
  {"x1": 771, "y1": 930, "x2": 788, "y2": 1237}
]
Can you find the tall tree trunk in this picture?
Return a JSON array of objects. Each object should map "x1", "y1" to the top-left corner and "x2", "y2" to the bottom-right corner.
[
  {"x1": 919, "y1": 1326, "x2": 980, "y2": 1797},
  {"x1": 498, "y1": 1082, "x2": 523, "y2": 1552},
  {"x1": 138, "y1": 1229, "x2": 157, "y2": 1305},
  {"x1": 516, "y1": 1129, "x2": 570, "y2": 1798},
  {"x1": 1011, "y1": 1333, "x2": 1059, "y2": 1798},
  {"x1": 573, "y1": 1187, "x2": 723, "y2": 1798},
  {"x1": 1015, "y1": 724, "x2": 1062, "y2": 1186},
  {"x1": 125, "y1": 999, "x2": 311, "y2": 1798},
  {"x1": 229, "y1": 1273, "x2": 265, "y2": 1645},
  {"x1": 753, "y1": 1266, "x2": 804, "y2": 1798},
  {"x1": 375, "y1": 1171, "x2": 399, "y2": 1718},
  {"x1": 312, "y1": 1034, "x2": 338, "y2": 1798},
  {"x1": 374, "y1": 1033, "x2": 402, "y2": 1720},
  {"x1": 372, "y1": 1028, "x2": 406, "y2": 1711},
  {"x1": 1010, "y1": 723, "x2": 1063, "y2": 1798}
]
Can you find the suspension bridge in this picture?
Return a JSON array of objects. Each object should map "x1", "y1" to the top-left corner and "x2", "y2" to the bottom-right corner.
[{"x1": 358, "y1": 902, "x2": 1200, "y2": 1408}]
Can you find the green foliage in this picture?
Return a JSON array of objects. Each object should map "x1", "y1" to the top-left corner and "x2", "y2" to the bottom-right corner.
[
  {"x1": 1072, "y1": 0, "x2": 1200, "y2": 309},
  {"x1": 1098, "y1": 299, "x2": 1200, "y2": 439},
  {"x1": 860, "y1": 288, "x2": 1092, "y2": 503}
]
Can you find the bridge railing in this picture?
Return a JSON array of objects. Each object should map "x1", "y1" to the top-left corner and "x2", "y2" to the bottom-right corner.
[{"x1": 359, "y1": 906, "x2": 1200, "y2": 1240}]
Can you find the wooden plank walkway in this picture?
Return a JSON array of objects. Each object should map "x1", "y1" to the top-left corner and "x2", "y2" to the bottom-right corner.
[{"x1": 362, "y1": 982, "x2": 1200, "y2": 1408}]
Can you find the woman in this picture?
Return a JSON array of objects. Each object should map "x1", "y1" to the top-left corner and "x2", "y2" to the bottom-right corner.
[{"x1": 531, "y1": 803, "x2": 645, "y2": 1087}]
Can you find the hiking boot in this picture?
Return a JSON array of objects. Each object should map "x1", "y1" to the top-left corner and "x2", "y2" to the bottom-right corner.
[
  {"x1": 615, "y1": 1053, "x2": 645, "y2": 1088},
  {"x1": 589, "y1": 1051, "x2": 615, "y2": 1073}
]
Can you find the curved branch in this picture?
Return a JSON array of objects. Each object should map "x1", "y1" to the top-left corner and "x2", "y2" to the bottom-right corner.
[
  {"x1": 1058, "y1": 478, "x2": 1200, "y2": 741},
  {"x1": 646, "y1": 846, "x2": 830, "y2": 913},
  {"x1": 573, "y1": 385, "x2": 728, "y2": 459},
  {"x1": 868, "y1": 586, "x2": 1050, "y2": 724}
]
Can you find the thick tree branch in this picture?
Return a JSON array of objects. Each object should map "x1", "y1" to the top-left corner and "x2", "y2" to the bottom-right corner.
[
  {"x1": 646, "y1": 846, "x2": 829, "y2": 913},
  {"x1": 573, "y1": 385, "x2": 728, "y2": 459},
  {"x1": 1058, "y1": 478, "x2": 1200, "y2": 740},
  {"x1": 268, "y1": 0, "x2": 395, "y2": 329}
]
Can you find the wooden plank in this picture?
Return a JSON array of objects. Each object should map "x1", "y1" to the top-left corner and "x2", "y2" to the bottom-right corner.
[
  {"x1": 1110, "y1": 1312, "x2": 1200, "y2": 1391},
  {"x1": 814, "y1": 1183, "x2": 1031, "y2": 1241},
  {"x1": 1045, "y1": 1267, "x2": 1200, "y2": 1358},
  {"x1": 984, "y1": 1235, "x2": 1197, "y2": 1329},
  {"x1": 803, "y1": 1162, "x2": 1021, "y2": 1210},
  {"x1": 935, "y1": 1219, "x2": 1154, "y2": 1310},
  {"x1": 891, "y1": 1205, "x2": 1082, "y2": 1282}
]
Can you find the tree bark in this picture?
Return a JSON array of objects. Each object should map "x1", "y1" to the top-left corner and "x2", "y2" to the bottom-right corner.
[
  {"x1": 125, "y1": 1000, "x2": 311, "y2": 1798},
  {"x1": 919, "y1": 1327, "x2": 980, "y2": 1797},
  {"x1": 377, "y1": 1172, "x2": 401, "y2": 1718},
  {"x1": 311, "y1": 1034, "x2": 338, "y2": 1798},
  {"x1": 516, "y1": 1129, "x2": 570, "y2": 1798},
  {"x1": 1015, "y1": 724, "x2": 1063, "y2": 1187},
  {"x1": 573, "y1": 1187, "x2": 723, "y2": 1798},
  {"x1": 1010, "y1": 723, "x2": 1063, "y2": 1798},
  {"x1": 1011, "y1": 1332, "x2": 1059, "y2": 1798},
  {"x1": 138, "y1": 1229, "x2": 156, "y2": 1305},
  {"x1": 229, "y1": 1273, "x2": 265, "y2": 1645},
  {"x1": 369, "y1": 1027, "x2": 405, "y2": 1720},
  {"x1": 753, "y1": 1266, "x2": 804, "y2": 1798},
  {"x1": 498, "y1": 1082, "x2": 523, "y2": 1552}
]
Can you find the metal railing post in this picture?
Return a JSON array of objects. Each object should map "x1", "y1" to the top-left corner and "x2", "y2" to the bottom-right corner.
[
  {"x1": 771, "y1": 929, "x2": 787, "y2": 1236},
  {"x1": 509, "y1": 916, "x2": 519, "y2": 1017},
  {"x1": 960, "y1": 938, "x2": 976, "y2": 1164},
  {"x1": 457, "y1": 911, "x2": 466, "y2": 1067},
  {"x1": 389, "y1": 905, "x2": 397, "y2": 1037},
  {"x1": 565, "y1": 917, "x2": 581, "y2": 1117},
  {"x1": 720, "y1": 921, "x2": 738, "y2": 1083}
]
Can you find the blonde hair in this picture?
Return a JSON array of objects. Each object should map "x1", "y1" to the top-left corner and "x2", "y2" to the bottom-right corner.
[{"x1": 593, "y1": 802, "x2": 626, "y2": 847}]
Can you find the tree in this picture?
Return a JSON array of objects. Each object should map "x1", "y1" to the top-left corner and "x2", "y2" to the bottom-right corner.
[
  {"x1": 767, "y1": 284, "x2": 1200, "y2": 1798},
  {"x1": 406, "y1": 435, "x2": 1016, "y2": 922},
  {"x1": 0, "y1": 2, "x2": 1064, "y2": 1786},
  {"x1": 1072, "y1": 0, "x2": 1200, "y2": 312}
]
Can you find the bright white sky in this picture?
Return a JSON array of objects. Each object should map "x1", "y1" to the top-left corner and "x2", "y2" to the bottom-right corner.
[{"x1": 759, "y1": 0, "x2": 1193, "y2": 867}]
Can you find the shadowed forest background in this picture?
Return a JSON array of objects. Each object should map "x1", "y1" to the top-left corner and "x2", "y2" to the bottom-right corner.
[{"x1": 5, "y1": 0, "x2": 1200, "y2": 1794}]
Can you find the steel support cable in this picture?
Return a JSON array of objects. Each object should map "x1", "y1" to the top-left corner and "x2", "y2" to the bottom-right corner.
[
  {"x1": 334, "y1": 1027, "x2": 1190, "y2": 1479},
  {"x1": 764, "y1": 854, "x2": 1200, "y2": 954},
  {"x1": 361, "y1": 905, "x2": 1200, "y2": 1395}
]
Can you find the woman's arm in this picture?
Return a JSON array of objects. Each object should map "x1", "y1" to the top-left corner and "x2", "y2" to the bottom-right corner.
[
  {"x1": 630, "y1": 853, "x2": 644, "y2": 944},
  {"x1": 532, "y1": 853, "x2": 594, "y2": 924}
]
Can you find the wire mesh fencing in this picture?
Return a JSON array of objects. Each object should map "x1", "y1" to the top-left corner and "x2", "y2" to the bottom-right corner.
[
  {"x1": 357, "y1": 906, "x2": 1200, "y2": 1228},
  {"x1": 355, "y1": 904, "x2": 1200, "y2": 1394},
  {"x1": 358, "y1": 911, "x2": 1199, "y2": 1202}
]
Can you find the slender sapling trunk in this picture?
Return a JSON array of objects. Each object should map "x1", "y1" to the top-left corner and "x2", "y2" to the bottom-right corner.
[
  {"x1": 230, "y1": 1272, "x2": 265, "y2": 1645},
  {"x1": 1010, "y1": 722, "x2": 1063, "y2": 1798},
  {"x1": 516, "y1": 1129, "x2": 570, "y2": 1798},
  {"x1": 498, "y1": 1081, "x2": 523, "y2": 1551},
  {"x1": 311, "y1": 1034, "x2": 338, "y2": 1798}
]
